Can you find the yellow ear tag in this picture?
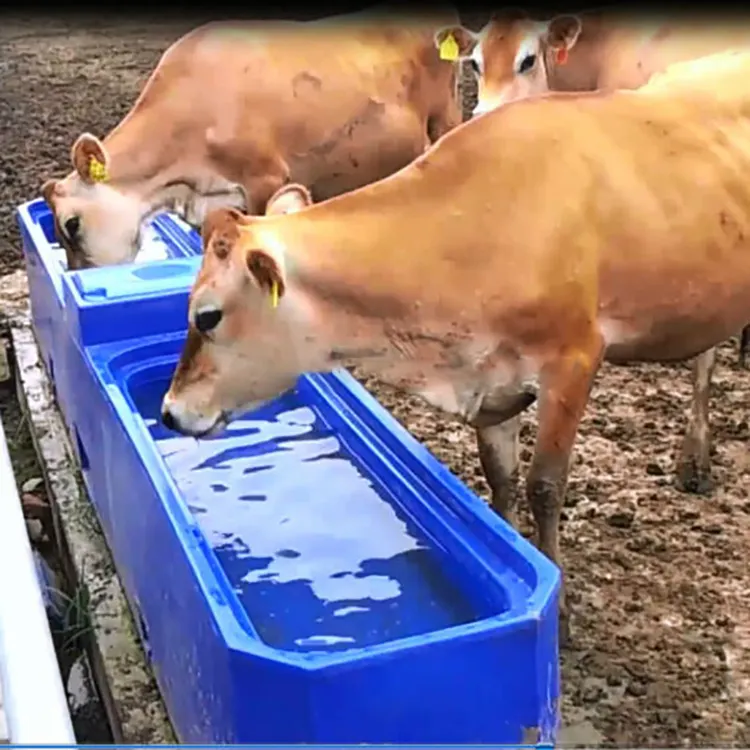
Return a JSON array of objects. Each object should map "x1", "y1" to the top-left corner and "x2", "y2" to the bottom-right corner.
[
  {"x1": 89, "y1": 156, "x2": 108, "y2": 183},
  {"x1": 270, "y1": 280, "x2": 279, "y2": 309},
  {"x1": 439, "y1": 32, "x2": 460, "y2": 61}
]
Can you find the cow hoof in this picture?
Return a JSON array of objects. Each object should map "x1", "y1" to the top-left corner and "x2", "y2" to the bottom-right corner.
[{"x1": 675, "y1": 460, "x2": 714, "y2": 495}]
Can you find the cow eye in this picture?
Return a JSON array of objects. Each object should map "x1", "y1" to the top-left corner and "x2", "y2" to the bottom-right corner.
[
  {"x1": 195, "y1": 308, "x2": 223, "y2": 334},
  {"x1": 64, "y1": 216, "x2": 81, "y2": 240},
  {"x1": 517, "y1": 53, "x2": 536, "y2": 73}
]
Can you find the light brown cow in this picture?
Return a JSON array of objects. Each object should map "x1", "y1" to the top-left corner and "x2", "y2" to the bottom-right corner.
[
  {"x1": 40, "y1": 5, "x2": 462, "y2": 270},
  {"x1": 161, "y1": 48, "x2": 750, "y2": 640},
  {"x1": 434, "y1": 9, "x2": 750, "y2": 495},
  {"x1": 435, "y1": 9, "x2": 750, "y2": 114}
]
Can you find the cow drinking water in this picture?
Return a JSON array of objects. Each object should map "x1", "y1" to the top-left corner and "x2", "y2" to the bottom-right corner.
[
  {"x1": 162, "y1": 49, "x2": 750, "y2": 641},
  {"x1": 41, "y1": 5, "x2": 463, "y2": 269}
]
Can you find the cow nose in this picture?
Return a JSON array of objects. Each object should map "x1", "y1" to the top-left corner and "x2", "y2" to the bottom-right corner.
[{"x1": 161, "y1": 405, "x2": 178, "y2": 432}]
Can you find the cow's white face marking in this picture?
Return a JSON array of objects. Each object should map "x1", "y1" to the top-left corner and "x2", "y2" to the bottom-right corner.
[
  {"x1": 469, "y1": 32, "x2": 485, "y2": 78},
  {"x1": 512, "y1": 27, "x2": 544, "y2": 75},
  {"x1": 472, "y1": 22, "x2": 552, "y2": 117}
]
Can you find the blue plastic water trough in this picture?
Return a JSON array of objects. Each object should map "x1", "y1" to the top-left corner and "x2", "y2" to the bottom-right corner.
[{"x1": 18, "y1": 198, "x2": 561, "y2": 745}]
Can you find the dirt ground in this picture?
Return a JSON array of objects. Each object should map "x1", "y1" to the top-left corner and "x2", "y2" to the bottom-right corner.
[{"x1": 1, "y1": 14, "x2": 750, "y2": 748}]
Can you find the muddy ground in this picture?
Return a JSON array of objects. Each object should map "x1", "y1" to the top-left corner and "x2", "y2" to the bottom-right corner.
[{"x1": 1, "y1": 14, "x2": 749, "y2": 747}]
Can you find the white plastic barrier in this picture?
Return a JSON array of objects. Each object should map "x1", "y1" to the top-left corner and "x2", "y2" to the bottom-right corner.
[{"x1": 0, "y1": 414, "x2": 75, "y2": 744}]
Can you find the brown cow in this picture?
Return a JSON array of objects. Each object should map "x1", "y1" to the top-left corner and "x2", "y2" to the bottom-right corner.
[
  {"x1": 434, "y1": 9, "x2": 750, "y2": 494},
  {"x1": 41, "y1": 5, "x2": 462, "y2": 270},
  {"x1": 161, "y1": 48, "x2": 750, "y2": 640},
  {"x1": 434, "y1": 9, "x2": 750, "y2": 114}
]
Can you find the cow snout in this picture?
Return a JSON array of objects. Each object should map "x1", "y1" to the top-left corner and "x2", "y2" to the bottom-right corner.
[
  {"x1": 161, "y1": 405, "x2": 178, "y2": 432},
  {"x1": 161, "y1": 392, "x2": 224, "y2": 438},
  {"x1": 160, "y1": 392, "x2": 187, "y2": 433}
]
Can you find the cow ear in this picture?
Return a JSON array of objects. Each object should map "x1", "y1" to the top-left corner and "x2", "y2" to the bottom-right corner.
[
  {"x1": 434, "y1": 25, "x2": 478, "y2": 60},
  {"x1": 42, "y1": 179, "x2": 60, "y2": 207},
  {"x1": 71, "y1": 133, "x2": 110, "y2": 184},
  {"x1": 546, "y1": 14, "x2": 582, "y2": 52},
  {"x1": 265, "y1": 183, "x2": 313, "y2": 216},
  {"x1": 246, "y1": 248, "x2": 286, "y2": 304}
]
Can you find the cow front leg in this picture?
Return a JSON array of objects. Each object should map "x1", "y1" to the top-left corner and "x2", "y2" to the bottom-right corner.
[
  {"x1": 473, "y1": 387, "x2": 537, "y2": 528},
  {"x1": 676, "y1": 347, "x2": 716, "y2": 495},
  {"x1": 527, "y1": 337, "x2": 603, "y2": 646},
  {"x1": 476, "y1": 416, "x2": 522, "y2": 527}
]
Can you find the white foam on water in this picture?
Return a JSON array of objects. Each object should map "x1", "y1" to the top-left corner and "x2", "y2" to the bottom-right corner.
[
  {"x1": 132, "y1": 221, "x2": 170, "y2": 264},
  {"x1": 333, "y1": 605, "x2": 370, "y2": 617}
]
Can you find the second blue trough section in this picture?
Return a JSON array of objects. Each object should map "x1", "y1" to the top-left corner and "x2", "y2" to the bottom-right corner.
[{"x1": 17, "y1": 197, "x2": 562, "y2": 745}]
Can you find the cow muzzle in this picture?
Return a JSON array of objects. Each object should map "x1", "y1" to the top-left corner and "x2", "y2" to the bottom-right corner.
[{"x1": 160, "y1": 393, "x2": 228, "y2": 439}]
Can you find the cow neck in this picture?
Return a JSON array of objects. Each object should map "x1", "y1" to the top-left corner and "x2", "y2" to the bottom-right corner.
[
  {"x1": 99, "y1": 114, "x2": 212, "y2": 223},
  {"x1": 257, "y1": 183, "x2": 417, "y2": 305},
  {"x1": 252, "y1": 202, "x2": 453, "y2": 384},
  {"x1": 252, "y1": 206, "x2": 407, "y2": 370},
  {"x1": 100, "y1": 109, "x2": 169, "y2": 187}
]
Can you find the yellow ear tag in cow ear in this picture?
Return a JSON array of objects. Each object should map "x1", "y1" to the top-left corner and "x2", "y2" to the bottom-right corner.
[
  {"x1": 270, "y1": 280, "x2": 279, "y2": 309},
  {"x1": 439, "y1": 32, "x2": 460, "y2": 61},
  {"x1": 89, "y1": 156, "x2": 108, "y2": 183}
]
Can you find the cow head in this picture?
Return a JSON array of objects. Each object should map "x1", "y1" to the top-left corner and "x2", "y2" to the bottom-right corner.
[
  {"x1": 41, "y1": 133, "x2": 145, "y2": 269},
  {"x1": 161, "y1": 183, "x2": 320, "y2": 438},
  {"x1": 434, "y1": 9, "x2": 582, "y2": 115}
]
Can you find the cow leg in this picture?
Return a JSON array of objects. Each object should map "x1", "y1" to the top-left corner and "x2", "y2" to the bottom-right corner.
[
  {"x1": 473, "y1": 387, "x2": 538, "y2": 527},
  {"x1": 676, "y1": 347, "x2": 716, "y2": 495},
  {"x1": 527, "y1": 337, "x2": 604, "y2": 645},
  {"x1": 740, "y1": 325, "x2": 750, "y2": 369},
  {"x1": 476, "y1": 416, "x2": 522, "y2": 527}
]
